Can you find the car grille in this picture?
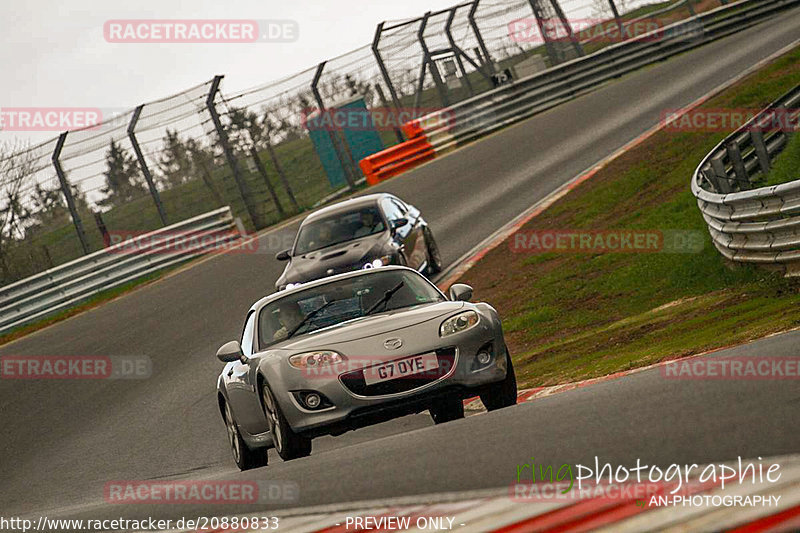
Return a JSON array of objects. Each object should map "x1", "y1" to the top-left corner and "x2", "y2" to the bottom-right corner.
[{"x1": 339, "y1": 348, "x2": 457, "y2": 397}]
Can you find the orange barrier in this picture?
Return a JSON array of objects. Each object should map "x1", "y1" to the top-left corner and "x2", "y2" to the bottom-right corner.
[{"x1": 359, "y1": 136, "x2": 435, "y2": 186}]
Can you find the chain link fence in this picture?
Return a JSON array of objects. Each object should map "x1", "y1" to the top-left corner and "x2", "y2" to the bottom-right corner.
[{"x1": 0, "y1": 0, "x2": 721, "y2": 285}]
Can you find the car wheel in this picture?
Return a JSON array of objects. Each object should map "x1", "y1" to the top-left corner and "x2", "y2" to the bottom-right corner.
[
  {"x1": 429, "y1": 396, "x2": 465, "y2": 424},
  {"x1": 423, "y1": 226, "x2": 443, "y2": 275},
  {"x1": 480, "y1": 346, "x2": 518, "y2": 411},
  {"x1": 224, "y1": 401, "x2": 268, "y2": 471},
  {"x1": 261, "y1": 382, "x2": 312, "y2": 461}
]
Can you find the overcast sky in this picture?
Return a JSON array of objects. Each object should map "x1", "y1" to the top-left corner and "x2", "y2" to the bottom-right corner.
[{"x1": 0, "y1": 0, "x2": 464, "y2": 146}]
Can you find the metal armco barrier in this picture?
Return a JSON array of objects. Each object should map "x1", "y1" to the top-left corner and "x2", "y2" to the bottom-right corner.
[
  {"x1": 357, "y1": 0, "x2": 798, "y2": 180},
  {"x1": 0, "y1": 207, "x2": 242, "y2": 334},
  {"x1": 692, "y1": 85, "x2": 800, "y2": 276},
  {"x1": 359, "y1": 136, "x2": 436, "y2": 185}
]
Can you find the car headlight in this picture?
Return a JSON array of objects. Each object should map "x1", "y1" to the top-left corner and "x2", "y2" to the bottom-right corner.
[
  {"x1": 440, "y1": 311, "x2": 479, "y2": 337},
  {"x1": 362, "y1": 255, "x2": 392, "y2": 269},
  {"x1": 289, "y1": 350, "x2": 346, "y2": 368}
]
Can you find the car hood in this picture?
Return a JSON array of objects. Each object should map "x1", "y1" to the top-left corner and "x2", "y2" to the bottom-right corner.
[
  {"x1": 287, "y1": 234, "x2": 387, "y2": 282},
  {"x1": 270, "y1": 301, "x2": 464, "y2": 352}
]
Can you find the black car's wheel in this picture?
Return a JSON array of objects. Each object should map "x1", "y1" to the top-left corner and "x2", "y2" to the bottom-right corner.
[
  {"x1": 261, "y1": 382, "x2": 312, "y2": 461},
  {"x1": 480, "y1": 347, "x2": 518, "y2": 411},
  {"x1": 423, "y1": 226, "x2": 443, "y2": 275},
  {"x1": 429, "y1": 396, "x2": 465, "y2": 424},
  {"x1": 224, "y1": 401, "x2": 268, "y2": 471}
]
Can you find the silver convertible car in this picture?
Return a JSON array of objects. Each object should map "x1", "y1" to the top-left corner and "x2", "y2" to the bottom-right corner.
[{"x1": 216, "y1": 266, "x2": 516, "y2": 470}]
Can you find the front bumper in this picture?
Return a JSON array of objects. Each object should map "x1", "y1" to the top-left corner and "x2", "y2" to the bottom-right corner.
[{"x1": 271, "y1": 319, "x2": 507, "y2": 437}]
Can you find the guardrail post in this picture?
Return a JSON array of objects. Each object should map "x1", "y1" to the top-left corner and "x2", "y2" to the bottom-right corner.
[
  {"x1": 128, "y1": 104, "x2": 168, "y2": 226},
  {"x1": 312, "y1": 61, "x2": 358, "y2": 188},
  {"x1": 469, "y1": 0, "x2": 495, "y2": 75},
  {"x1": 710, "y1": 153, "x2": 733, "y2": 194},
  {"x1": 445, "y1": 7, "x2": 475, "y2": 97},
  {"x1": 725, "y1": 141, "x2": 748, "y2": 189},
  {"x1": 418, "y1": 12, "x2": 450, "y2": 108},
  {"x1": 206, "y1": 75, "x2": 263, "y2": 229},
  {"x1": 750, "y1": 130, "x2": 772, "y2": 175},
  {"x1": 52, "y1": 132, "x2": 90, "y2": 255}
]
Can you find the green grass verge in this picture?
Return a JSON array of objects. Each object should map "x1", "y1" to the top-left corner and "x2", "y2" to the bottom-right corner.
[{"x1": 458, "y1": 45, "x2": 800, "y2": 388}]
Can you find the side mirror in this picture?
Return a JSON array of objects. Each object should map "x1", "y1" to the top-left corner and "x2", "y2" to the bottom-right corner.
[
  {"x1": 276, "y1": 249, "x2": 291, "y2": 261},
  {"x1": 216, "y1": 341, "x2": 243, "y2": 363},
  {"x1": 448, "y1": 283, "x2": 473, "y2": 302},
  {"x1": 391, "y1": 218, "x2": 408, "y2": 232}
]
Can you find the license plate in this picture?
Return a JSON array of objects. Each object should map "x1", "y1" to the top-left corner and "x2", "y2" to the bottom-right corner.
[{"x1": 363, "y1": 353, "x2": 439, "y2": 386}]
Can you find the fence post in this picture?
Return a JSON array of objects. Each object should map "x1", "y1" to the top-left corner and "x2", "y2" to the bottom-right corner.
[
  {"x1": 311, "y1": 61, "x2": 358, "y2": 189},
  {"x1": 550, "y1": 0, "x2": 584, "y2": 57},
  {"x1": 375, "y1": 84, "x2": 405, "y2": 144},
  {"x1": 52, "y1": 132, "x2": 90, "y2": 255},
  {"x1": 249, "y1": 147, "x2": 285, "y2": 219},
  {"x1": 205, "y1": 75, "x2": 263, "y2": 229},
  {"x1": 264, "y1": 137, "x2": 300, "y2": 211},
  {"x1": 128, "y1": 104, "x2": 168, "y2": 226},
  {"x1": 528, "y1": 0, "x2": 560, "y2": 66},
  {"x1": 469, "y1": 0, "x2": 495, "y2": 75},
  {"x1": 372, "y1": 22, "x2": 404, "y2": 113},
  {"x1": 445, "y1": 7, "x2": 475, "y2": 97},
  {"x1": 607, "y1": 0, "x2": 625, "y2": 38},
  {"x1": 418, "y1": 12, "x2": 450, "y2": 108}
]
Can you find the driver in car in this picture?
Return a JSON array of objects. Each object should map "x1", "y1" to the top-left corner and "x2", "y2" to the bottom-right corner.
[
  {"x1": 273, "y1": 301, "x2": 306, "y2": 341},
  {"x1": 353, "y1": 210, "x2": 382, "y2": 238}
]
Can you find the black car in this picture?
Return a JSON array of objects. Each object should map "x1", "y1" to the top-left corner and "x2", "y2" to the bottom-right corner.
[{"x1": 274, "y1": 193, "x2": 442, "y2": 291}]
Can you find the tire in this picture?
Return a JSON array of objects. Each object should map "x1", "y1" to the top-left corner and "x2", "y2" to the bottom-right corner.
[
  {"x1": 423, "y1": 226, "x2": 443, "y2": 275},
  {"x1": 261, "y1": 382, "x2": 312, "y2": 461},
  {"x1": 480, "y1": 347, "x2": 518, "y2": 411},
  {"x1": 224, "y1": 401, "x2": 268, "y2": 471},
  {"x1": 429, "y1": 396, "x2": 465, "y2": 424}
]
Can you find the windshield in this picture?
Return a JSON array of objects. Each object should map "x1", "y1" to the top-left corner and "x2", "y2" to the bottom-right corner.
[
  {"x1": 293, "y1": 206, "x2": 386, "y2": 255},
  {"x1": 258, "y1": 270, "x2": 444, "y2": 348}
]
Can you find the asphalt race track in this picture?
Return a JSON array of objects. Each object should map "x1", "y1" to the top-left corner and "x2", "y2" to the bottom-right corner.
[{"x1": 2, "y1": 9, "x2": 799, "y2": 524}]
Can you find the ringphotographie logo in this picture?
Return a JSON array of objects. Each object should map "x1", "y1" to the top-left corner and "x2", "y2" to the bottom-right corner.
[
  {"x1": 509, "y1": 229, "x2": 704, "y2": 254},
  {"x1": 661, "y1": 108, "x2": 800, "y2": 133},
  {"x1": 0, "y1": 355, "x2": 152, "y2": 380},
  {"x1": 103, "y1": 19, "x2": 298, "y2": 43},
  {"x1": 661, "y1": 357, "x2": 800, "y2": 380},
  {"x1": 104, "y1": 480, "x2": 299, "y2": 504}
]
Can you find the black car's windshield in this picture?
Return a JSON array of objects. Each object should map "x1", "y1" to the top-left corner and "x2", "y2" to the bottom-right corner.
[
  {"x1": 258, "y1": 270, "x2": 444, "y2": 349},
  {"x1": 293, "y1": 206, "x2": 386, "y2": 255}
]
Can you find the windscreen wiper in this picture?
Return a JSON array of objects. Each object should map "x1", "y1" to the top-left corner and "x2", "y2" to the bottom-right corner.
[
  {"x1": 365, "y1": 281, "x2": 405, "y2": 316},
  {"x1": 287, "y1": 299, "x2": 340, "y2": 339}
]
